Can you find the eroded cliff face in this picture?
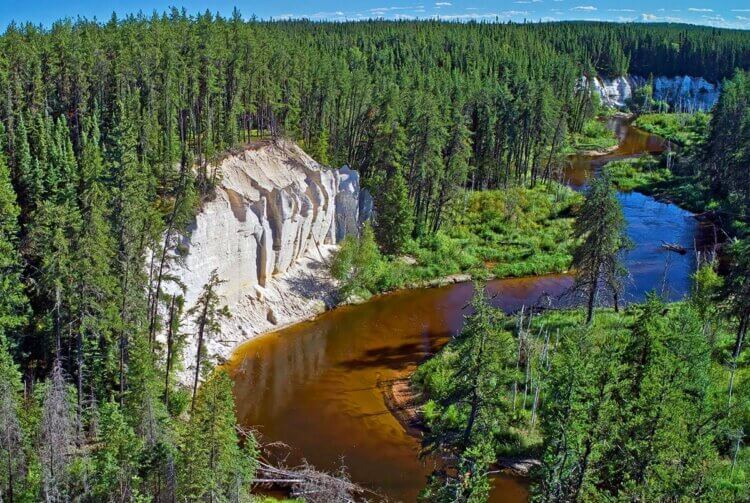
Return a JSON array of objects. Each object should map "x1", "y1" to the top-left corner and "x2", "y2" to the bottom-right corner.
[
  {"x1": 589, "y1": 75, "x2": 719, "y2": 111},
  {"x1": 169, "y1": 140, "x2": 363, "y2": 383}
]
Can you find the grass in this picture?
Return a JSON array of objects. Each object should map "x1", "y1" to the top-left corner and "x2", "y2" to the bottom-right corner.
[
  {"x1": 332, "y1": 182, "x2": 582, "y2": 298},
  {"x1": 431, "y1": 184, "x2": 580, "y2": 278},
  {"x1": 566, "y1": 118, "x2": 618, "y2": 153},
  {"x1": 633, "y1": 112, "x2": 710, "y2": 147},
  {"x1": 604, "y1": 155, "x2": 713, "y2": 214}
]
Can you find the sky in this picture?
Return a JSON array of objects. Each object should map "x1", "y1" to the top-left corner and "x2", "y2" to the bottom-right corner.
[{"x1": 0, "y1": 1, "x2": 748, "y2": 30}]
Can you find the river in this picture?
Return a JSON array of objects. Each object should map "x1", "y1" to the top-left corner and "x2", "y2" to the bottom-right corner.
[{"x1": 227, "y1": 117, "x2": 709, "y2": 502}]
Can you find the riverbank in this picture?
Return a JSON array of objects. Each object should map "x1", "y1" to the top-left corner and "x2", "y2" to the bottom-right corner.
[
  {"x1": 565, "y1": 117, "x2": 620, "y2": 154},
  {"x1": 381, "y1": 371, "x2": 543, "y2": 477},
  {"x1": 332, "y1": 183, "x2": 580, "y2": 302},
  {"x1": 605, "y1": 156, "x2": 711, "y2": 214}
]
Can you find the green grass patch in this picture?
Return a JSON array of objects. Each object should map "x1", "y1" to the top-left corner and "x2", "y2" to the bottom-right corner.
[
  {"x1": 437, "y1": 184, "x2": 579, "y2": 278},
  {"x1": 566, "y1": 118, "x2": 618, "y2": 153},
  {"x1": 604, "y1": 156, "x2": 714, "y2": 213},
  {"x1": 633, "y1": 112, "x2": 710, "y2": 147},
  {"x1": 331, "y1": 183, "x2": 581, "y2": 298}
]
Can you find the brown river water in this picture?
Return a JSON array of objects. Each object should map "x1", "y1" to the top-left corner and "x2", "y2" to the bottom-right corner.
[{"x1": 227, "y1": 118, "x2": 712, "y2": 502}]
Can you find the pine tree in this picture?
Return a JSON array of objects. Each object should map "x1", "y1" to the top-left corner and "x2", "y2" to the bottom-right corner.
[
  {"x1": 0, "y1": 335, "x2": 26, "y2": 503},
  {"x1": 373, "y1": 168, "x2": 413, "y2": 255},
  {"x1": 92, "y1": 402, "x2": 143, "y2": 501},
  {"x1": 178, "y1": 370, "x2": 257, "y2": 502},
  {"x1": 571, "y1": 175, "x2": 629, "y2": 323},
  {"x1": 187, "y1": 271, "x2": 230, "y2": 411},
  {"x1": 0, "y1": 123, "x2": 27, "y2": 342}
]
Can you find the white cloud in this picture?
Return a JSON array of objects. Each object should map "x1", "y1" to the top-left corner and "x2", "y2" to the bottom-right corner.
[
  {"x1": 436, "y1": 10, "x2": 529, "y2": 20},
  {"x1": 637, "y1": 12, "x2": 686, "y2": 23},
  {"x1": 688, "y1": 8, "x2": 713, "y2": 12},
  {"x1": 515, "y1": 0, "x2": 542, "y2": 3},
  {"x1": 570, "y1": 5, "x2": 597, "y2": 11},
  {"x1": 435, "y1": 2, "x2": 452, "y2": 5},
  {"x1": 731, "y1": 9, "x2": 750, "y2": 12},
  {"x1": 309, "y1": 10, "x2": 345, "y2": 18},
  {"x1": 608, "y1": 8, "x2": 635, "y2": 12}
]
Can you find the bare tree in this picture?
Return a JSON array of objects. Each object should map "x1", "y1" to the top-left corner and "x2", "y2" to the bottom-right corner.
[{"x1": 39, "y1": 361, "x2": 76, "y2": 502}]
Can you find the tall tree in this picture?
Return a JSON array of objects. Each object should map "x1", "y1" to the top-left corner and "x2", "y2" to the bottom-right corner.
[
  {"x1": 187, "y1": 271, "x2": 230, "y2": 411},
  {"x1": 571, "y1": 175, "x2": 629, "y2": 323},
  {"x1": 178, "y1": 370, "x2": 257, "y2": 502}
]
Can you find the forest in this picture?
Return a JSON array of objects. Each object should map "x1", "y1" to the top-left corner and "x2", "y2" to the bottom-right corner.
[
  {"x1": 0, "y1": 10, "x2": 748, "y2": 502},
  {"x1": 411, "y1": 69, "x2": 750, "y2": 501}
]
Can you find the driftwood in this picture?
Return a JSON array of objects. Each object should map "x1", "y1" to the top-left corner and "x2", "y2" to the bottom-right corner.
[
  {"x1": 248, "y1": 435, "x2": 373, "y2": 503},
  {"x1": 254, "y1": 459, "x2": 365, "y2": 502},
  {"x1": 661, "y1": 241, "x2": 687, "y2": 255}
]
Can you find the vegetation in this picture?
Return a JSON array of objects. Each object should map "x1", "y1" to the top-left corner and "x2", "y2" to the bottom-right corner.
[
  {"x1": 634, "y1": 112, "x2": 711, "y2": 146},
  {"x1": 415, "y1": 268, "x2": 750, "y2": 502},
  {"x1": 570, "y1": 175, "x2": 630, "y2": 322},
  {"x1": 566, "y1": 119, "x2": 618, "y2": 153},
  {"x1": 0, "y1": 10, "x2": 748, "y2": 500},
  {"x1": 331, "y1": 183, "x2": 580, "y2": 298},
  {"x1": 605, "y1": 156, "x2": 712, "y2": 213},
  {"x1": 413, "y1": 68, "x2": 750, "y2": 502},
  {"x1": 416, "y1": 287, "x2": 517, "y2": 501}
]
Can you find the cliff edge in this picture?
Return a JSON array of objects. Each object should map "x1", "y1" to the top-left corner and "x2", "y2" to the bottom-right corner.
[{"x1": 169, "y1": 139, "x2": 364, "y2": 383}]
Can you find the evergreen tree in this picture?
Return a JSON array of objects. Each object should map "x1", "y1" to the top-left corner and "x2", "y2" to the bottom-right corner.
[
  {"x1": 178, "y1": 370, "x2": 257, "y2": 502},
  {"x1": 373, "y1": 168, "x2": 413, "y2": 255},
  {"x1": 571, "y1": 175, "x2": 629, "y2": 323},
  {"x1": 92, "y1": 402, "x2": 144, "y2": 501},
  {"x1": 0, "y1": 335, "x2": 26, "y2": 503},
  {"x1": 0, "y1": 123, "x2": 27, "y2": 342},
  {"x1": 419, "y1": 286, "x2": 517, "y2": 502},
  {"x1": 187, "y1": 271, "x2": 230, "y2": 411}
]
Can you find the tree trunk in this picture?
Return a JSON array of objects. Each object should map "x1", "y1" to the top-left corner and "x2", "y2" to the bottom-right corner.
[
  {"x1": 164, "y1": 295, "x2": 177, "y2": 409},
  {"x1": 586, "y1": 276, "x2": 598, "y2": 325},
  {"x1": 191, "y1": 289, "x2": 212, "y2": 412}
]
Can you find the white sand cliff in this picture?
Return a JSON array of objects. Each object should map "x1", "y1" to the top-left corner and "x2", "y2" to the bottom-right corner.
[
  {"x1": 168, "y1": 139, "x2": 368, "y2": 384},
  {"x1": 587, "y1": 74, "x2": 719, "y2": 111}
]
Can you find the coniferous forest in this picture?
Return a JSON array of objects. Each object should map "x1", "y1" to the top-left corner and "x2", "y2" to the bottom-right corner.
[{"x1": 0, "y1": 11, "x2": 748, "y2": 502}]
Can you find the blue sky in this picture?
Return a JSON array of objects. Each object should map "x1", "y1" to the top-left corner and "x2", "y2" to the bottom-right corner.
[{"x1": 0, "y1": 1, "x2": 748, "y2": 30}]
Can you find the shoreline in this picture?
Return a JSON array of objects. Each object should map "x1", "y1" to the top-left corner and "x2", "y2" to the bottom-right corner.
[
  {"x1": 379, "y1": 372, "x2": 542, "y2": 477},
  {"x1": 220, "y1": 269, "x2": 574, "y2": 375}
]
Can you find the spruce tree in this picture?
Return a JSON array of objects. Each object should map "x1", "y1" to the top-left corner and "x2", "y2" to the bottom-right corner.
[
  {"x1": 0, "y1": 123, "x2": 27, "y2": 342},
  {"x1": 373, "y1": 168, "x2": 413, "y2": 255},
  {"x1": 178, "y1": 370, "x2": 257, "y2": 502},
  {"x1": 571, "y1": 175, "x2": 629, "y2": 323}
]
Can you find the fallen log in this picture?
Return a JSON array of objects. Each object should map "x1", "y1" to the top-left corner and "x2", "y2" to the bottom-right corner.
[{"x1": 661, "y1": 241, "x2": 687, "y2": 255}]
